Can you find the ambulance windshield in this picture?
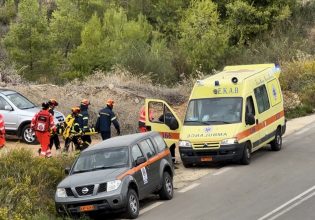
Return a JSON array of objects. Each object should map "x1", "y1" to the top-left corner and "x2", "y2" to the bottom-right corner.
[{"x1": 184, "y1": 97, "x2": 242, "y2": 125}]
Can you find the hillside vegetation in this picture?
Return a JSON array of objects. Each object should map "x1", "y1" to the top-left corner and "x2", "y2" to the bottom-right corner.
[{"x1": 0, "y1": 0, "x2": 315, "y2": 116}]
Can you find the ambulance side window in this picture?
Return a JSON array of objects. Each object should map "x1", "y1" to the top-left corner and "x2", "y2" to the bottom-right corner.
[
  {"x1": 254, "y1": 85, "x2": 270, "y2": 113},
  {"x1": 148, "y1": 102, "x2": 164, "y2": 123},
  {"x1": 246, "y1": 96, "x2": 255, "y2": 116}
]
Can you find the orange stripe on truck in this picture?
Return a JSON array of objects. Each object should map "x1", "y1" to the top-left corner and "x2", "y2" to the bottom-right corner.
[
  {"x1": 236, "y1": 110, "x2": 284, "y2": 141},
  {"x1": 117, "y1": 149, "x2": 171, "y2": 180}
]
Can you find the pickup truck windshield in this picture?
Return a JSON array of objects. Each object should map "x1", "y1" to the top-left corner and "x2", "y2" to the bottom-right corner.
[
  {"x1": 184, "y1": 97, "x2": 243, "y2": 125},
  {"x1": 6, "y1": 93, "x2": 36, "y2": 109},
  {"x1": 72, "y1": 147, "x2": 129, "y2": 174}
]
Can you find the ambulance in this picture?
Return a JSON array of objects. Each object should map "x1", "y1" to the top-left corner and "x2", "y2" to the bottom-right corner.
[{"x1": 144, "y1": 64, "x2": 286, "y2": 166}]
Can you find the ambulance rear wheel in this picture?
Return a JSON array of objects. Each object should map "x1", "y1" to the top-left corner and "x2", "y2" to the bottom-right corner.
[
  {"x1": 271, "y1": 129, "x2": 282, "y2": 151},
  {"x1": 240, "y1": 142, "x2": 251, "y2": 165}
]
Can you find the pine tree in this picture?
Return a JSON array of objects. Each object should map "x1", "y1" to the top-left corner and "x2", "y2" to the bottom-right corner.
[
  {"x1": 3, "y1": 0, "x2": 54, "y2": 80},
  {"x1": 179, "y1": 0, "x2": 229, "y2": 74}
]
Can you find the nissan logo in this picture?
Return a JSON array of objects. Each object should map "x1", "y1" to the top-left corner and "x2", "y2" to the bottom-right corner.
[{"x1": 82, "y1": 187, "x2": 89, "y2": 194}]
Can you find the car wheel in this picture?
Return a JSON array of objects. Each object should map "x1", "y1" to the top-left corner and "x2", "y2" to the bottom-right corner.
[
  {"x1": 159, "y1": 172, "x2": 173, "y2": 200},
  {"x1": 21, "y1": 124, "x2": 37, "y2": 144},
  {"x1": 125, "y1": 189, "x2": 139, "y2": 219},
  {"x1": 240, "y1": 142, "x2": 251, "y2": 165},
  {"x1": 270, "y1": 129, "x2": 282, "y2": 151}
]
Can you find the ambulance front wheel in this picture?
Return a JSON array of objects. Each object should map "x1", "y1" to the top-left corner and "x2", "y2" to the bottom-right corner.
[
  {"x1": 240, "y1": 142, "x2": 251, "y2": 165},
  {"x1": 270, "y1": 129, "x2": 282, "y2": 151}
]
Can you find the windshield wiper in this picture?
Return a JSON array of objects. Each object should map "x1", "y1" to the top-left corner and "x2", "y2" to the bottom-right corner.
[
  {"x1": 205, "y1": 120, "x2": 232, "y2": 124},
  {"x1": 73, "y1": 165, "x2": 124, "y2": 174}
]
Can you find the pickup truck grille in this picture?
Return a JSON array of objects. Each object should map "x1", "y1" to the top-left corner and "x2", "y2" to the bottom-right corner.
[
  {"x1": 193, "y1": 142, "x2": 220, "y2": 149},
  {"x1": 75, "y1": 185, "x2": 94, "y2": 196},
  {"x1": 98, "y1": 183, "x2": 107, "y2": 193},
  {"x1": 65, "y1": 188, "x2": 74, "y2": 197}
]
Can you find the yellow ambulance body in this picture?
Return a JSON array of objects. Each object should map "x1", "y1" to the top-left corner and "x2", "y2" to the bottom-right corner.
[{"x1": 145, "y1": 63, "x2": 286, "y2": 166}]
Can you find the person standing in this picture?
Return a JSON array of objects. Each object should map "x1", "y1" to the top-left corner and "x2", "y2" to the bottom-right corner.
[
  {"x1": 95, "y1": 99, "x2": 120, "y2": 140},
  {"x1": 80, "y1": 99, "x2": 92, "y2": 145},
  {"x1": 48, "y1": 99, "x2": 61, "y2": 154},
  {"x1": 63, "y1": 107, "x2": 84, "y2": 152},
  {"x1": 31, "y1": 102, "x2": 56, "y2": 158},
  {"x1": 0, "y1": 113, "x2": 5, "y2": 149},
  {"x1": 138, "y1": 105, "x2": 154, "y2": 133}
]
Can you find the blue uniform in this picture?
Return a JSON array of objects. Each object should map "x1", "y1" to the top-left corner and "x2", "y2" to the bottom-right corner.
[
  {"x1": 80, "y1": 104, "x2": 91, "y2": 144},
  {"x1": 96, "y1": 106, "x2": 120, "y2": 140}
]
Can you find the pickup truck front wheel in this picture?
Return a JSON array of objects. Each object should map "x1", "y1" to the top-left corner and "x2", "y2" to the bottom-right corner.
[
  {"x1": 125, "y1": 189, "x2": 139, "y2": 219},
  {"x1": 21, "y1": 124, "x2": 37, "y2": 145}
]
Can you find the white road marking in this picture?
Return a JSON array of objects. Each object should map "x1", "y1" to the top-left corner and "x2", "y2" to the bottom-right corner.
[
  {"x1": 294, "y1": 127, "x2": 311, "y2": 136},
  {"x1": 267, "y1": 191, "x2": 315, "y2": 220},
  {"x1": 139, "y1": 202, "x2": 164, "y2": 215},
  {"x1": 258, "y1": 185, "x2": 315, "y2": 220},
  {"x1": 213, "y1": 167, "x2": 232, "y2": 176},
  {"x1": 178, "y1": 183, "x2": 200, "y2": 193}
]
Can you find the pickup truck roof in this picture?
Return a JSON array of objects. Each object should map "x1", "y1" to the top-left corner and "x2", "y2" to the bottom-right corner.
[{"x1": 85, "y1": 131, "x2": 159, "y2": 152}]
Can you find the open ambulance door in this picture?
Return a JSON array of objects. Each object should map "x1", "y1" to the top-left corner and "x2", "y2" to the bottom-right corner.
[{"x1": 144, "y1": 99, "x2": 182, "y2": 148}]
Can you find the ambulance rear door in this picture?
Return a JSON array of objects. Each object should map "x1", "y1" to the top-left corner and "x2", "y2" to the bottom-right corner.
[{"x1": 144, "y1": 99, "x2": 182, "y2": 148}]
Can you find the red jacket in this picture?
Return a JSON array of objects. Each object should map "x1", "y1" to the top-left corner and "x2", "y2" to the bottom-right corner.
[
  {"x1": 31, "y1": 110, "x2": 56, "y2": 132},
  {"x1": 0, "y1": 114, "x2": 5, "y2": 135}
]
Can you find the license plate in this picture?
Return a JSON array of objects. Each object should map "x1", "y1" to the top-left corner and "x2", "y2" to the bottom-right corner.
[
  {"x1": 80, "y1": 205, "x2": 95, "y2": 212},
  {"x1": 201, "y1": 156, "x2": 212, "y2": 162}
]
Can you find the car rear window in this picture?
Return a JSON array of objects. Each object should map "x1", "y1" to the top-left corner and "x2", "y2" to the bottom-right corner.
[{"x1": 153, "y1": 135, "x2": 167, "y2": 153}]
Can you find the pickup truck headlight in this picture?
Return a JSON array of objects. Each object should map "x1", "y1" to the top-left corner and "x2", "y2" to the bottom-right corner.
[
  {"x1": 107, "y1": 180, "x2": 121, "y2": 192},
  {"x1": 179, "y1": 140, "x2": 192, "y2": 148},
  {"x1": 220, "y1": 138, "x2": 238, "y2": 145},
  {"x1": 56, "y1": 188, "x2": 67, "y2": 198}
]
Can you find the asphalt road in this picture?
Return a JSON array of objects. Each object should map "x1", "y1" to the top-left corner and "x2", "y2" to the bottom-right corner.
[{"x1": 137, "y1": 122, "x2": 315, "y2": 220}]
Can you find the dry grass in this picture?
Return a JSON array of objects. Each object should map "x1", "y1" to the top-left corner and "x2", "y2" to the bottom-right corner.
[{"x1": 4, "y1": 67, "x2": 190, "y2": 135}]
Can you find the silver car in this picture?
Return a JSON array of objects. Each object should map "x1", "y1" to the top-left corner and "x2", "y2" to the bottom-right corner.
[{"x1": 0, "y1": 89, "x2": 65, "y2": 144}]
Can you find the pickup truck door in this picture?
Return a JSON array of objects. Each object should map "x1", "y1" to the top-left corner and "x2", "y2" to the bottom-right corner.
[
  {"x1": 0, "y1": 96, "x2": 18, "y2": 130},
  {"x1": 144, "y1": 99, "x2": 182, "y2": 148}
]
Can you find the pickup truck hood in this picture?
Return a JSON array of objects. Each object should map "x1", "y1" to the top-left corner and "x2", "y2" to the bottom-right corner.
[{"x1": 58, "y1": 167, "x2": 129, "y2": 188}]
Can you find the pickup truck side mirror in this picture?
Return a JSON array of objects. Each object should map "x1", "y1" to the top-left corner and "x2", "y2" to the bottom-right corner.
[
  {"x1": 135, "y1": 156, "x2": 146, "y2": 166},
  {"x1": 4, "y1": 105, "x2": 13, "y2": 111},
  {"x1": 64, "y1": 167, "x2": 70, "y2": 175},
  {"x1": 245, "y1": 114, "x2": 255, "y2": 125}
]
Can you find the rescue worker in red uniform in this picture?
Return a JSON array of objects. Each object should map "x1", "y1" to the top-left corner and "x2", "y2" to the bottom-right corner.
[
  {"x1": 0, "y1": 113, "x2": 5, "y2": 149},
  {"x1": 138, "y1": 105, "x2": 154, "y2": 133},
  {"x1": 48, "y1": 99, "x2": 61, "y2": 153},
  {"x1": 31, "y1": 102, "x2": 56, "y2": 158},
  {"x1": 95, "y1": 99, "x2": 120, "y2": 140}
]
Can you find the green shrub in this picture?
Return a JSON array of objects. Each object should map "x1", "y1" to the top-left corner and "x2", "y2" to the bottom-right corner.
[
  {"x1": 285, "y1": 104, "x2": 314, "y2": 119},
  {"x1": 0, "y1": 148, "x2": 75, "y2": 220}
]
